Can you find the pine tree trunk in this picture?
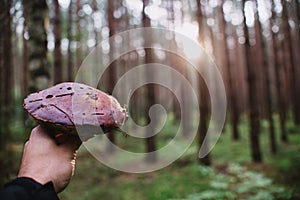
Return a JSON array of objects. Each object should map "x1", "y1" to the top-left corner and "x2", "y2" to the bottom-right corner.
[
  {"x1": 67, "y1": 1, "x2": 73, "y2": 81},
  {"x1": 168, "y1": 0, "x2": 192, "y2": 136},
  {"x1": 256, "y1": 2, "x2": 277, "y2": 154},
  {"x1": 281, "y1": 0, "x2": 300, "y2": 125},
  {"x1": 220, "y1": 0, "x2": 239, "y2": 140},
  {"x1": 142, "y1": 0, "x2": 157, "y2": 162},
  {"x1": 0, "y1": 0, "x2": 13, "y2": 185},
  {"x1": 92, "y1": 0, "x2": 99, "y2": 43},
  {"x1": 242, "y1": 0, "x2": 262, "y2": 162},
  {"x1": 180, "y1": 60, "x2": 192, "y2": 136},
  {"x1": 105, "y1": 0, "x2": 117, "y2": 152},
  {"x1": 1, "y1": 0, "x2": 13, "y2": 131},
  {"x1": 196, "y1": 0, "x2": 210, "y2": 166},
  {"x1": 168, "y1": 0, "x2": 181, "y2": 122},
  {"x1": 198, "y1": 77, "x2": 211, "y2": 166},
  {"x1": 253, "y1": 7, "x2": 266, "y2": 119},
  {"x1": 53, "y1": 0, "x2": 63, "y2": 84},
  {"x1": 271, "y1": 2, "x2": 288, "y2": 142},
  {"x1": 76, "y1": 0, "x2": 82, "y2": 71},
  {"x1": 292, "y1": 1, "x2": 300, "y2": 125},
  {"x1": 296, "y1": 1, "x2": 300, "y2": 46},
  {"x1": 23, "y1": 0, "x2": 50, "y2": 92},
  {"x1": 21, "y1": 2, "x2": 29, "y2": 125},
  {"x1": 21, "y1": 4, "x2": 29, "y2": 97},
  {"x1": 0, "y1": 0, "x2": 4, "y2": 155}
]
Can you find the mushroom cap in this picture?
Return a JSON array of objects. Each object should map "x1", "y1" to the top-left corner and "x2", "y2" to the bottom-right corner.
[{"x1": 23, "y1": 82, "x2": 127, "y2": 135}]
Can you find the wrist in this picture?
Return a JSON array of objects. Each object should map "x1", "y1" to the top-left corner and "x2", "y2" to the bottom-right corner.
[{"x1": 18, "y1": 170, "x2": 50, "y2": 186}]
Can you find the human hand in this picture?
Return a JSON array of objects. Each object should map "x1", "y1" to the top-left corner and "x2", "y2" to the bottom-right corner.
[{"x1": 18, "y1": 126, "x2": 82, "y2": 193}]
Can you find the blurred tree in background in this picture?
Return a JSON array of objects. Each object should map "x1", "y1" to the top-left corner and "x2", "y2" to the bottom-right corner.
[
  {"x1": 0, "y1": 0, "x2": 13, "y2": 185},
  {"x1": 23, "y1": 0, "x2": 51, "y2": 92}
]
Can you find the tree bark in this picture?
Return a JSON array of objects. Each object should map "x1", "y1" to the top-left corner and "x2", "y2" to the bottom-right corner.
[
  {"x1": 76, "y1": 0, "x2": 82, "y2": 71},
  {"x1": 220, "y1": 0, "x2": 240, "y2": 140},
  {"x1": 168, "y1": 0, "x2": 192, "y2": 136},
  {"x1": 168, "y1": 0, "x2": 181, "y2": 122},
  {"x1": 21, "y1": 3, "x2": 29, "y2": 97},
  {"x1": 142, "y1": 0, "x2": 157, "y2": 162},
  {"x1": 271, "y1": 1, "x2": 288, "y2": 142},
  {"x1": 92, "y1": 0, "x2": 99, "y2": 43},
  {"x1": 281, "y1": 0, "x2": 300, "y2": 125},
  {"x1": 0, "y1": 0, "x2": 13, "y2": 185},
  {"x1": 296, "y1": 1, "x2": 300, "y2": 44},
  {"x1": 105, "y1": 0, "x2": 117, "y2": 152},
  {"x1": 21, "y1": 1, "x2": 29, "y2": 125},
  {"x1": 1, "y1": 0, "x2": 13, "y2": 129},
  {"x1": 53, "y1": 0, "x2": 63, "y2": 84},
  {"x1": 23, "y1": 0, "x2": 50, "y2": 92},
  {"x1": 196, "y1": 0, "x2": 210, "y2": 166},
  {"x1": 256, "y1": 1, "x2": 277, "y2": 154},
  {"x1": 242, "y1": 0, "x2": 262, "y2": 162},
  {"x1": 67, "y1": 1, "x2": 73, "y2": 81}
]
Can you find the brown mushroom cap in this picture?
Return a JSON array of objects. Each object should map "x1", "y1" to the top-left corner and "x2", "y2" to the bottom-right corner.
[{"x1": 23, "y1": 82, "x2": 127, "y2": 135}]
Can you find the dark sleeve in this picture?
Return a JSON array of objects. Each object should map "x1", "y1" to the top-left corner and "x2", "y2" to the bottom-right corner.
[{"x1": 0, "y1": 177, "x2": 59, "y2": 200}]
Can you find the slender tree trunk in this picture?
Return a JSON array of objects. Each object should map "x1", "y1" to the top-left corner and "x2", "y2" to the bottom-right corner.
[
  {"x1": 3, "y1": 0, "x2": 13, "y2": 112},
  {"x1": 220, "y1": 0, "x2": 240, "y2": 140},
  {"x1": 0, "y1": 0, "x2": 13, "y2": 185},
  {"x1": 196, "y1": 0, "x2": 210, "y2": 166},
  {"x1": 3, "y1": 0, "x2": 13, "y2": 132},
  {"x1": 256, "y1": 1, "x2": 277, "y2": 154},
  {"x1": 242, "y1": 0, "x2": 262, "y2": 162},
  {"x1": 168, "y1": 0, "x2": 192, "y2": 135},
  {"x1": 67, "y1": 1, "x2": 73, "y2": 81},
  {"x1": 92, "y1": 0, "x2": 102, "y2": 85},
  {"x1": 168, "y1": 0, "x2": 181, "y2": 122},
  {"x1": 142, "y1": 0, "x2": 157, "y2": 162},
  {"x1": 271, "y1": 2, "x2": 288, "y2": 142},
  {"x1": 22, "y1": 2, "x2": 29, "y2": 125},
  {"x1": 198, "y1": 76, "x2": 210, "y2": 166},
  {"x1": 253, "y1": 8, "x2": 266, "y2": 119},
  {"x1": 53, "y1": 0, "x2": 63, "y2": 84},
  {"x1": 23, "y1": 0, "x2": 50, "y2": 92},
  {"x1": 0, "y1": 2, "x2": 5, "y2": 184},
  {"x1": 92, "y1": 0, "x2": 99, "y2": 43},
  {"x1": 106, "y1": 0, "x2": 117, "y2": 152},
  {"x1": 76, "y1": 0, "x2": 82, "y2": 71},
  {"x1": 21, "y1": 4, "x2": 29, "y2": 97},
  {"x1": 296, "y1": 1, "x2": 300, "y2": 45},
  {"x1": 292, "y1": 1, "x2": 300, "y2": 124},
  {"x1": 179, "y1": 59, "x2": 192, "y2": 136},
  {"x1": 281, "y1": 0, "x2": 300, "y2": 125},
  {"x1": 0, "y1": 10, "x2": 4, "y2": 182},
  {"x1": 0, "y1": 0, "x2": 4, "y2": 147},
  {"x1": 170, "y1": 54, "x2": 181, "y2": 122}
]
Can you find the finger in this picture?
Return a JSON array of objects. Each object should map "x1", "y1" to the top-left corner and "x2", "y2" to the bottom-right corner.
[
  {"x1": 64, "y1": 135, "x2": 82, "y2": 151},
  {"x1": 29, "y1": 125, "x2": 54, "y2": 143},
  {"x1": 54, "y1": 132, "x2": 69, "y2": 145},
  {"x1": 34, "y1": 125, "x2": 70, "y2": 145},
  {"x1": 31, "y1": 125, "x2": 82, "y2": 151}
]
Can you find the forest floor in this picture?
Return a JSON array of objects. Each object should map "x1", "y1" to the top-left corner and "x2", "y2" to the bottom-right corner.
[
  {"x1": 63, "y1": 115, "x2": 300, "y2": 200},
  {"x1": 4, "y1": 115, "x2": 300, "y2": 200}
]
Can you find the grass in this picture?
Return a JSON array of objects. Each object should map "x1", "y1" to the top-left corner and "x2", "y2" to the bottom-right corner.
[
  {"x1": 60, "y1": 154, "x2": 210, "y2": 200},
  {"x1": 57, "y1": 116, "x2": 300, "y2": 200},
  {"x1": 2, "y1": 111, "x2": 300, "y2": 199}
]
